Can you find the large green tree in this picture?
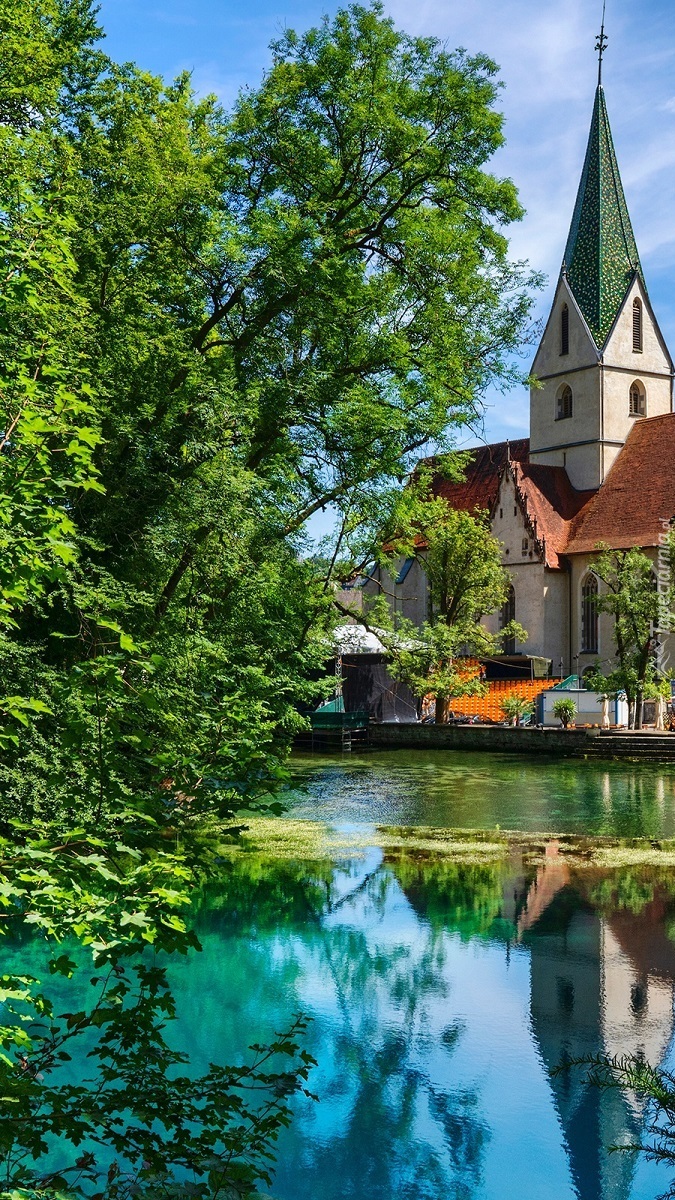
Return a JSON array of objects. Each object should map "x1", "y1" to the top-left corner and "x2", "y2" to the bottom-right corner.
[
  {"x1": 0, "y1": 0, "x2": 538, "y2": 818},
  {"x1": 0, "y1": 4, "x2": 539, "y2": 1190}
]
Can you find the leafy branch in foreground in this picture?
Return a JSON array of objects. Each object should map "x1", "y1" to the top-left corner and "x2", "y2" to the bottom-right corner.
[
  {"x1": 0, "y1": 827, "x2": 316, "y2": 1198},
  {"x1": 555, "y1": 1054, "x2": 675, "y2": 1199}
]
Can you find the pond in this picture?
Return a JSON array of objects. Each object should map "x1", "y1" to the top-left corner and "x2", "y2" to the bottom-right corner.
[
  {"x1": 11, "y1": 751, "x2": 675, "y2": 1199},
  {"x1": 173, "y1": 846, "x2": 675, "y2": 1200},
  {"x1": 285, "y1": 749, "x2": 675, "y2": 839}
]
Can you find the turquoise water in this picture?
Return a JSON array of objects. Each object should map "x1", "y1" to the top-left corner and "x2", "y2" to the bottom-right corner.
[
  {"x1": 169, "y1": 850, "x2": 675, "y2": 1200},
  {"x1": 285, "y1": 749, "x2": 675, "y2": 838},
  {"x1": 9, "y1": 752, "x2": 675, "y2": 1198}
]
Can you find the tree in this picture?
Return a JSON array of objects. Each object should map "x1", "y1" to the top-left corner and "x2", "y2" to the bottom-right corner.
[
  {"x1": 0, "y1": 0, "x2": 540, "y2": 817},
  {"x1": 586, "y1": 543, "x2": 675, "y2": 729},
  {"x1": 68, "y1": 0, "x2": 537, "y2": 550},
  {"x1": 383, "y1": 499, "x2": 526, "y2": 722},
  {"x1": 0, "y1": 3, "x2": 539, "y2": 1188}
]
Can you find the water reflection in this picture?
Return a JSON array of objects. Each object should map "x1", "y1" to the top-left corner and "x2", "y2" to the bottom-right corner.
[
  {"x1": 287, "y1": 750, "x2": 675, "y2": 838},
  {"x1": 519, "y1": 858, "x2": 675, "y2": 1200},
  {"x1": 175, "y1": 853, "x2": 675, "y2": 1199}
]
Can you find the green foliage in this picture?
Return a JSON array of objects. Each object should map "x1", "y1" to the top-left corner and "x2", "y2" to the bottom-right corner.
[
  {"x1": 586, "y1": 543, "x2": 675, "y2": 728},
  {"x1": 500, "y1": 694, "x2": 534, "y2": 726},
  {"x1": 0, "y1": 0, "x2": 539, "y2": 1190},
  {"x1": 0, "y1": 826, "x2": 316, "y2": 1196},
  {"x1": 390, "y1": 857, "x2": 508, "y2": 939},
  {"x1": 559, "y1": 1053, "x2": 675, "y2": 1198},
  {"x1": 0, "y1": 0, "x2": 538, "y2": 819},
  {"x1": 381, "y1": 499, "x2": 526, "y2": 721},
  {"x1": 552, "y1": 697, "x2": 576, "y2": 728}
]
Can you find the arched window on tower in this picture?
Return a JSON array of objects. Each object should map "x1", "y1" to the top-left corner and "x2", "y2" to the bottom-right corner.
[
  {"x1": 581, "y1": 573, "x2": 598, "y2": 654},
  {"x1": 633, "y1": 297, "x2": 643, "y2": 352},
  {"x1": 629, "y1": 379, "x2": 646, "y2": 418},
  {"x1": 501, "y1": 584, "x2": 516, "y2": 655},
  {"x1": 561, "y1": 303, "x2": 569, "y2": 356},
  {"x1": 556, "y1": 384, "x2": 573, "y2": 421}
]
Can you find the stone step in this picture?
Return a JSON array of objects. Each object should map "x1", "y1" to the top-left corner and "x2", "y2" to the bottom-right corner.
[{"x1": 582, "y1": 746, "x2": 675, "y2": 760}]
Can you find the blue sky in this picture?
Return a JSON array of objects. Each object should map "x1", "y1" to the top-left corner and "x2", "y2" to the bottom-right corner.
[{"x1": 97, "y1": 0, "x2": 675, "y2": 450}]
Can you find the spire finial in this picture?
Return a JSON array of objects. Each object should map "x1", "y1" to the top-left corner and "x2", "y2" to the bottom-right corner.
[{"x1": 595, "y1": 0, "x2": 608, "y2": 86}]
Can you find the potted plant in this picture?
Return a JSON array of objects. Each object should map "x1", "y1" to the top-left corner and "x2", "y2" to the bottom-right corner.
[
  {"x1": 552, "y1": 697, "x2": 577, "y2": 729},
  {"x1": 500, "y1": 695, "x2": 534, "y2": 727}
]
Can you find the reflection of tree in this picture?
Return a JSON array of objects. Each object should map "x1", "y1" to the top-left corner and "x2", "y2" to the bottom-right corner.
[
  {"x1": 187, "y1": 852, "x2": 675, "y2": 1200},
  {"x1": 193, "y1": 855, "x2": 492, "y2": 1200},
  {"x1": 391, "y1": 858, "x2": 509, "y2": 940}
]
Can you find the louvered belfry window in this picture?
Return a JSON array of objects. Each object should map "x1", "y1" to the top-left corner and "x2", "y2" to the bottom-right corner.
[
  {"x1": 561, "y1": 304, "x2": 569, "y2": 355},
  {"x1": 633, "y1": 298, "x2": 643, "y2": 352}
]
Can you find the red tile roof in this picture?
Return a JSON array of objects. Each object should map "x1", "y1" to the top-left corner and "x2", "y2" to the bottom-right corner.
[
  {"x1": 565, "y1": 413, "x2": 675, "y2": 554},
  {"x1": 430, "y1": 439, "x2": 529, "y2": 514},
  {"x1": 511, "y1": 461, "x2": 595, "y2": 569},
  {"x1": 428, "y1": 439, "x2": 593, "y2": 570}
]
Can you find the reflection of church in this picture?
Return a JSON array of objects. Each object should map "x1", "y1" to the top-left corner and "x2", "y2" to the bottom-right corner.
[{"x1": 511, "y1": 855, "x2": 675, "y2": 1200}]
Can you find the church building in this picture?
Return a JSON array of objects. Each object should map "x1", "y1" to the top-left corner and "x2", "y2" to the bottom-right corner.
[{"x1": 370, "y1": 76, "x2": 675, "y2": 678}]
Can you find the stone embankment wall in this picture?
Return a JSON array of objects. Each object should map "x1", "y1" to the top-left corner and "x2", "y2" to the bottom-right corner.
[{"x1": 368, "y1": 723, "x2": 675, "y2": 761}]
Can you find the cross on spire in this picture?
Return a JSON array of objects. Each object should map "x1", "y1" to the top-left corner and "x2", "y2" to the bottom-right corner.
[{"x1": 595, "y1": 0, "x2": 608, "y2": 85}]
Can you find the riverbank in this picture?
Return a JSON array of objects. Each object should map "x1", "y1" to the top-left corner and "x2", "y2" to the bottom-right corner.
[{"x1": 368, "y1": 722, "x2": 675, "y2": 761}]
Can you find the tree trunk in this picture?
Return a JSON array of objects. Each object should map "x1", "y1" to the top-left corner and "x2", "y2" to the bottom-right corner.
[
  {"x1": 435, "y1": 694, "x2": 448, "y2": 724},
  {"x1": 635, "y1": 689, "x2": 644, "y2": 730}
]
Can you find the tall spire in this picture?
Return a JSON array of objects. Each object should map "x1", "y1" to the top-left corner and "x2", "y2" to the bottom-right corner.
[
  {"x1": 562, "y1": 50, "x2": 642, "y2": 348},
  {"x1": 595, "y1": 1, "x2": 608, "y2": 85}
]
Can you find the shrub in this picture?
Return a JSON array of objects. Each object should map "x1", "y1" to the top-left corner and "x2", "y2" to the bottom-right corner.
[
  {"x1": 552, "y1": 697, "x2": 577, "y2": 728},
  {"x1": 500, "y1": 695, "x2": 534, "y2": 727}
]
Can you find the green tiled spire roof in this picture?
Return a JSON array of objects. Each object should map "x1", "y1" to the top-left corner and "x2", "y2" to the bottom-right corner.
[{"x1": 563, "y1": 85, "x2": 642, "y2": 348}]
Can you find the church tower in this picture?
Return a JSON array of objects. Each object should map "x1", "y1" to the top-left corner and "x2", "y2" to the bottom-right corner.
[{"x1": 529, "y1": 76, "x2": 673, "y2": 491}]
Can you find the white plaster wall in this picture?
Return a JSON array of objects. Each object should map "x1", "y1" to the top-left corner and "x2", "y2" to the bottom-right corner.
[
  {"x1": 530, "y1": 275, "x2": 605, "y2": 489},
  {"x1": 530, "y1": 366, "x2": 600, "y2": 450},
  {"x1": 530, "y1": 275, "x2": 672, "y2": 491},
  {"x1": 604, "y1": 276, "x2": 671, "y2": 376},
  {"x1": 531, "y1": 276, "x2": 597, "y2": 378},
  {"x1": 489, "y1": 473, "x2": 568, "y2": 666},
  {"x1": 568, "y1": 549, "x2": 675, "y2": 677},
  {"x1": 395, "y1": 557, "x2": 428, "y2": 627}
]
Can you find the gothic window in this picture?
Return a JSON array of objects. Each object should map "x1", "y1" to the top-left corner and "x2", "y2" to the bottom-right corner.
[
  {"x1": 556, "y1": 384, "x2": 573, "y2": 421},
  {"x1": 522, "y1": 537, "x2": 529, "y2": 555},
  {"x1": 561, "y1": 303, "x2": 569, "y2": 355},
  {"x1": 581, "y1": 573, "x2": 598, "y2": 653},
  {"x1": 633, "y1": 298, "x2": 643, "y2": 352},
  {"x1": 629, "y1": 380, "x2": 646, "y2": 417},
  {"x1": 501, "y1": 584, "x2": 516, "y2": 655}
]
